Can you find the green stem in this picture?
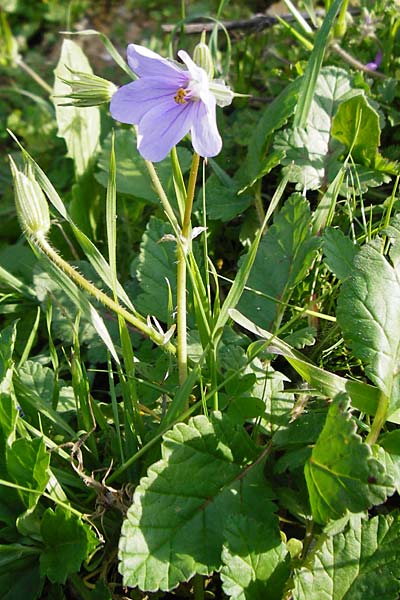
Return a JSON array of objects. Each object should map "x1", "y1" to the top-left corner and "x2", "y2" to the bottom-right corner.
[
  {"x1": 177, "y1": 153, "x2": 200, "y2": 385},
  {"x1": 301, "y1": 518, "x2": 314, "y2": 559},
  {"x1": 210, "y1": 344, "x2": 219, "y2": 411},
  {"x1": 35, "y1": 235, "x2": 176, "y2": 354},
  {"x1": 145, "y1": 160, "x2": 180, "y2": 231},
  {"x1": 366, "y1": 391, "x2": 389, "y2": 446},
  {"x1": 383, "y1": 175, "x2": 400, "y2": 230}
]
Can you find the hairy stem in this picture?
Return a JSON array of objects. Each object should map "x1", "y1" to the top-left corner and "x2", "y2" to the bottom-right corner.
[
  {"x1": 145, "y1": 160, "x2": 180, "y2": 231},
  {"x1": 177, "y1": 153, "x2": 200, "y2": 385},
  {"x1": 35, "y1": 234, "x2": 176, "y2": 354}
]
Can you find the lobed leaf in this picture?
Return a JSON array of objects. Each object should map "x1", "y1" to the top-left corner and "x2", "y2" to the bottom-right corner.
[
  {"x1": 220, "y1": 515, "x2": 289, "y2": 600},
  {"x1": 6, "y1": 437, "x2": 50, "y2": 511},
  {"x1": 331, "y1": 94, "x2": 380, "y2": 166},
  {"x1": 275, "y1": 67, "x2": 352, "y2": 190},
  {"x1": 292, "y1": 512, "x2": 400, "y2": 599},
  {"x1": 134, "y1": 216, "x2": 177, "y2": 323},
  {"x1": 337, "y1": 215, "x2": 400, "y2": 416},
  {"x1": 322, "y1": 227, "x2": 358, "y2": 281},
  {"x1": 40, "y1": 505, "x2": 99, "y2": 584},
  {"x1": 304, "y1": 395, "x2": 394, "y2": 524},
  {"x1": 119, "y1": 412, "x2": 276, "y2": 591}
]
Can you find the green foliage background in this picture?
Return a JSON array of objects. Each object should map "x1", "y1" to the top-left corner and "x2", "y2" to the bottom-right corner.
[{"x1": 1, "y1": 0, "x2": 400, "y2": 598}]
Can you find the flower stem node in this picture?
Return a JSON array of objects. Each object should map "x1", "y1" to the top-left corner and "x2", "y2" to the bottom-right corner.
[
  {"x1": 10, "y1": 157, "x2": 50, "y2": 240},
  {"x1": 110, "y1": 44, "x2": 234, "y2": 162}
]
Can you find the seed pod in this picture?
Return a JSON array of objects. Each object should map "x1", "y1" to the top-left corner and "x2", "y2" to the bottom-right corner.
[{"x1": 10, "y1": 157, "x2": 50, "y2": 239}]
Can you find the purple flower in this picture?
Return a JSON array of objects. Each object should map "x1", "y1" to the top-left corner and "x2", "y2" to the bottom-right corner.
[
  {"x1": 110, "y1": 44, "x2": 234, "y2": 162},
  {"x1": 365, "y1": 49, "x2": 383, "y2": 71}
]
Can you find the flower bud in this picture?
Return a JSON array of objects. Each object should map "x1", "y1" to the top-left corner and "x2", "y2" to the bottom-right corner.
[
  {"x1": 193, "y1": 33, "x2": 214, "y2": 79},
  {"x1": 10, "y1": 157, "x2": 50, "y2": 239},
  {"x1": 55, "y1": 68, "x2": 117, "y2": 107}
]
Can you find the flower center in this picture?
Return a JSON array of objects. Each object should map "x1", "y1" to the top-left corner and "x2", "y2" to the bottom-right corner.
[{"x1": 174, "y1": 87, "x2": 187, "y2": 104}]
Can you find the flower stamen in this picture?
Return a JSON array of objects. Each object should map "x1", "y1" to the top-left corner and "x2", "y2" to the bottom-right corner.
[{"x1": 174, "y1": 87, "x2": 187, "y2": 104}]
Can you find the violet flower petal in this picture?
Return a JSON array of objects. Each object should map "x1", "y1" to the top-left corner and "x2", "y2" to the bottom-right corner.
[
  {"x1": 190, "y1": 96, "x2": 222, "y2": 157},
  {"x1": 110, "y1": 43, "x2": 230, "y2": 160},
  {"x1": 110, "y1": 76, "x2": 187, "y2": 124},
  {"x1": 137, "y1": 100, "x2": 196, "y2": 162},
  {"x1": 366, "y1": 50, "x2": 383, "y2": 71},
  {"x1": 127, "y1": 44, "x2": 185, "y2": 79}
]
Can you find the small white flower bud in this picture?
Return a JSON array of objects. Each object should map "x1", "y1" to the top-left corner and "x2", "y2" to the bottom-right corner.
[{"x1": 10, "y1": 158, "x2": 50, "y2": 239}]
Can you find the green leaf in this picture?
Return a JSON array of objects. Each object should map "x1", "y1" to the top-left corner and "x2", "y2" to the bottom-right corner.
[
  {"x1": 95, "y1": 130, "x2": 191, "y2": 205},
  {"x1": 380, "y1": 430, "x2": 400, "y2": 455},
  {"x1": 238, "y1": 194, "x2": 320, "y2": 330},
  {"x1": 200, "y1": 173, "x2": 253, "y2": 222},
  {"x1": 0, "y1": 544, "x2": 41, "y2": 567},
  {"x1": 134, "y1": 216, "x2": 177, "y2": 322},
  {"x1": 0, "y1": 436, "x2": 50, "y2": 527},
  {"x1": 304, "y1": 396, "x2": 394, "y2": 524},
  {"x1": 212, "y1": 176, "x2": 288, "y2": 344},
  {"x1": 14, "y1": 365, "x2": 75, "y2": 437},
  {"x1": 119, "y1": 412, "x2": 276, "y2": 591},
  {"x1": 220, "y1": 515, "x2": 289, "y2": 600},
  {"x1": 322, "y1": 227, "x2": 358, "y2": 281},
  {"x1": 337, "y1": 216, "x2": 400, "y2": 416},
  {"x1": 18, "y1": 360, "x2": 55, "y2": 405},
  {"x1": 53, "y1": 39, "x2": 100, "y2": 175},
  {"x1": 374, "y1": 445, "x2": 400, "y2": 495},
  {"x1": 0, "y1": 552, "x2": 43, "y2": 600},
  {"x1": 273, "y1": 409, "x2": 327, "y2": 449},
  {"x1": 237, "y1": 78, "x2": 301, "y2": 192},
  {"x1": 275, "y1": 67, "x2": 352, "y2": 190},
  {"x1": 292, "y1": 512, "x2": 400, "y2": 600},
  {"x1": 40, "y1": 505, "x2": 99, "y2": 584},
  {"x1": 331, "y1": 94, "x2": 380, "y2": 166},
  {"x1": 229, "y1": 308, "x2": 391, "y2": 422},
  {"x1": 255, "y1": 365, "x2": 294, "y2": 433},
  {"x1": 6, "y1": 437, "x2": 50, "y2": 510}
]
